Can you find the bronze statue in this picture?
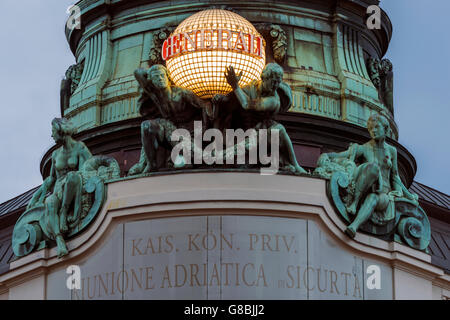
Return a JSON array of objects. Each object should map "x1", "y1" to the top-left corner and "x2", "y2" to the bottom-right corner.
[
  {"x1": 13, "y1": 118, "x2": 120, "y2": 258},
  {"x1": 315, "y1": 114, "x2": 421, "y2": 238},
  {"x1": 214, "y1": 63, "x2": 306, "y2": 174},
  {"x1": 129, "y1": 64, "x2": 212, "y2": 174},
  {"x1": 30, "y1": 118, "x2": 91, "y2": 256}
]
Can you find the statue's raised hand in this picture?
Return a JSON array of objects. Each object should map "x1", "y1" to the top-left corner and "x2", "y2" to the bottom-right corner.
[{"x1": 225, "y1": 66, "x2": 242, "y2": 89}]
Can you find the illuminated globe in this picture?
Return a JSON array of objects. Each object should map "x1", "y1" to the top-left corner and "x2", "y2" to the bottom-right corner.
[{"x1": 163, "y1": 9, "x2": 266, "y2": 98}]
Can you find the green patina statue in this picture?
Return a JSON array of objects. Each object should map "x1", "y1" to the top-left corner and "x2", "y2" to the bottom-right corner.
[
  {"x1": 214, "y1": 63, "x2": 306, "y2": 174},
  {"x1": 12, "y1": 118, "x2": 120, "y2": 258},
  {"x1": 314, "y1": 114, "x2": 430, "y2": 251},
  {"x1": 129, "y1": 64, "x2": 212, "y2": 174}
]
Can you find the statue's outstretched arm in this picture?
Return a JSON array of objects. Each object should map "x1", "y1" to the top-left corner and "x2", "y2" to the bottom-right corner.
[
  {"x1": 224, "y1": 66, "x2": 250, "y2": 110},
  {"x1": 134, "y1": 68, "x2": 149, "y2": 89}
]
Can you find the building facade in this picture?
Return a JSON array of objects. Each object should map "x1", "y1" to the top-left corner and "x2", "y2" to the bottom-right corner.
[{"x1": 0, "y1": 0, "x2": 448, "y2": 300}]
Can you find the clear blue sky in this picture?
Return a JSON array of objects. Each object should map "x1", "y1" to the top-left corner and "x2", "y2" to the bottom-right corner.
[
  {"x1": 0, "y1": 0, "x2": 448, "y2": 204},
  {"x1": 381, "y1": 0, "x2": 450, "y2": 195}
]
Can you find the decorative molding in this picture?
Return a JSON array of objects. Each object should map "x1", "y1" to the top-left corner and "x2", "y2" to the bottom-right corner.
[
  {"x1": 100, "y1": 96, "x2": 140, "y2": 125},
  {"x1": 255, "y1": 23, "x2": 288, "y2": 65},
  {"x1": 290, "y1": 91, "x2": 341, "y2": 119}
]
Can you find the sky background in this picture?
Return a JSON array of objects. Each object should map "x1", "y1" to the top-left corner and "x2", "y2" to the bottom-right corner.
[{"x1": 0, "y1": 0, "x2": 448, "y2": 204}]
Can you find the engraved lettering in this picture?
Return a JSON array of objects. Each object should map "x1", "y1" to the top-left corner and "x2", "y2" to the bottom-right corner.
[
  {"x1": 145, "y1": 267, "x2": 155, "y2": 290},
  {"x1": 98, "y1": 273, "x2": 108, "y2": 297},
  {"x1": 132, "y1": 238, "x2": 143, "y2": 256},
  {"x1": 190, "y1": 264, "x2": 202, "y2": 287},
  {"x1": 242, "y1": 263, "x2": 255, "y2": 286},
  {"x1": 130, "y1": 268, "x2": 143, "y2": 292},
  {"x1": 249, "y1": 234, "x2": 258, "y2": 251},
  {"x1": 262, "y1": 234, "x2": 273, "y2": 251},
  {"x1": 286, "y1": 265, "x2": 295, "y2": 288},
  {"x1": 161, "y1": 266, "x2": 173, "y2": 288},
  {"x1": 341, "y1": 272, "x2": 352, "y2": 296},
  {"x1": 175, "y1": 264, "x2": 187, "y2": 287},
  {"x1": 282, "y1": 235, "x2": 295, "y2": 252},
  {"x1": 317, "y1": 267, "x2": 328, "y2": 293},
  {"x1": 330, "y1": 270, "x2": 340, "y2": 295},
  {"x1": 353, "y1": 274, "x2": 362, "y2": 298},
  {"x1": 188, "y1": 234, "x2": 201, "y2": 251},
  {"x1": 209, "y1": 263, "x2": 220, "y2": 286}
]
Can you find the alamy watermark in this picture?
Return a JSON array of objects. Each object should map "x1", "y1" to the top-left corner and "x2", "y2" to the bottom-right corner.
[
  {"x1": 366, "y1": 5, "x2": 381, "y2": 30},
  {"x1": 170, "y1": 121, "x2": 280, "y2": 175},
  {"x1": 66, "y1": 4, "x2": 81, "y2": 31},
  {"x1": 366, "y1": 264, "x2": 381, "y2": 290}
]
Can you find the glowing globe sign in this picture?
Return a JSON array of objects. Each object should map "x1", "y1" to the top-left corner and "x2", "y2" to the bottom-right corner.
[{"x1": 162, "y1": 9, "x2": 266, "y2": 98}]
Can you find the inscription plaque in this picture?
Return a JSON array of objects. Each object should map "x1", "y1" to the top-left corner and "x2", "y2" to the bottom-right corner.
[{"x1": 46, "y1": 216, "x2": 394, "y2": 300}]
